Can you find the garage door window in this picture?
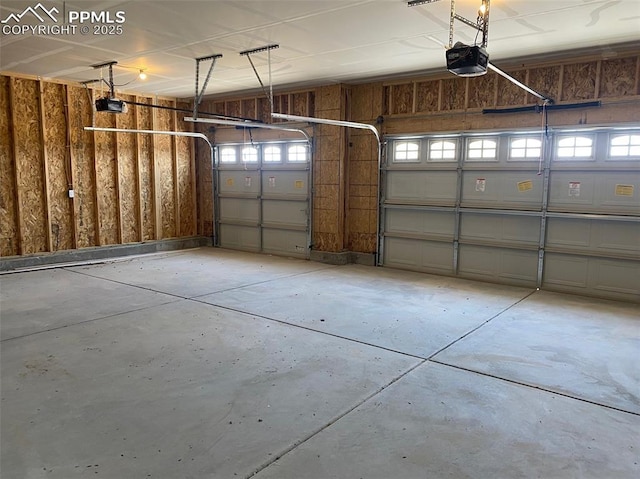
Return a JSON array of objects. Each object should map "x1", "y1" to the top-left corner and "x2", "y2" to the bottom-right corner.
[
  {"x1": 467, "y1": 139, "x2": 497, "y2": 160},
  {"x1": 220, "y1": 147, "x2": 236, "y2": 163},
  {"x1": 264, "y1": 146, "x2": 282, "y2": 163},
  {"x1": 394, "y1": 141, "x2": 420, "y2": 162},
  {"x1": 557, "y1": 136, "x2": 593, "y2": 159},
  {"x1": 609, "y1": 134, "x2": 640, "y2": 158},
  {"x1": 509, "y1": 137, "x2": 542, "y2": 160},
  {"x1": 242, "y1": 146, "x2": 259, "y2": 163},
  {"x1": 288, "y1": 145, "x2": 308, "y2": 162},
  {"x1": 428, "y1": 140, "x2": 457, "y2": 161}
]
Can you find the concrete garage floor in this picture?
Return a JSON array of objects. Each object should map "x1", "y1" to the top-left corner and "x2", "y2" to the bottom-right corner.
[{"x1": 1, "y1": 248, "x2": 638, "y2": 479}]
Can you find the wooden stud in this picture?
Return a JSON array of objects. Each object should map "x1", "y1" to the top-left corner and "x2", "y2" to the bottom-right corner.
[
  {"x1": 464, "y1": 77, "x2": 470, "y2": 110},
  {"x1": 190, "y1": 132, "x2": 197, "y2": 237},
  {"x1": 8, "y1": 78, "x2": 24, "y2": 256},
  {"x1": 557, "y1": 64, "x2": 564, "y2": 102},
  {"x1": 38, "y1": 80, "x2": 54, "y2": 252},
  {"x1": 172, "y1": 104, "x2": 181, "y2": 237},
  {"x1": 412, "y1": 82, "x2": 417, "y2": 114},
  {"x1": 64, "y1": 85, "x2": 79, "y2": 249},
  {"x1": 635, "y1": 56, "x2": 640, "y2": 95},
  {"x1": 594, "y1": 60, "x2": 602, "y2": 100},
  {"x1": 134, "y1": 98, "x2": 144, "y2": 242},
  {"x1": 114, "y1": 112, "x2": 124, "y2": 244},
  {"x1": 152, "y1": 100, "x2": 162, "y2": 240},
  {"x1": 90, "y1": 89, "x2": 102, "y2": 246}
]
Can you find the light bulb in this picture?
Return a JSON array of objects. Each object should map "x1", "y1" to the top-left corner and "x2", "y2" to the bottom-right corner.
[
  {"x1": 138, "y1": 70, "x2": 147, "y2": 80},
  {"x1": 478, "y1": 1, "x2": 487, "y2": 16}
]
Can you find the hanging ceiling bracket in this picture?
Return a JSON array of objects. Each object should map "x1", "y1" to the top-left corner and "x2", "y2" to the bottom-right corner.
[
  {"x1": 240, "y1": 44, "x2": 279, "y2": 114},
  {"x1": 193, "y1": 53, "x2": 223, "y2": 120},
  {"x1": 92, "y1": 60, "x2": 117, "y2": 98}
]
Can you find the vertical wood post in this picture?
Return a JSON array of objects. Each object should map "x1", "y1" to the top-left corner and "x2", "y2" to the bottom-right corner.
[
  {"x1": 38, "y1": 80, "x2": 54, "y2": 252},
  {"x1": 8, "y1": 78, "x2": 24, "y2": 256}
]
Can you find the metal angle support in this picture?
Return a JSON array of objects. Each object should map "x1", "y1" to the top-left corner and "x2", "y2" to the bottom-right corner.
[
  {"x1": 193, "y1": 53, "x2": 223, "y2": 120},
  {"x1": 92, "y1": 60, "x2": 117, "y2": 98},
  {"x1": 240, "y1": 44, "x2": 279, "y2": 113}
]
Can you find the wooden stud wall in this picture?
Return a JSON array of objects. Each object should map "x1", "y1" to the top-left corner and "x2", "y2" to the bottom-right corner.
[
  {"x1": 379, "y1": 53, "x2": 640, "y2": 120},
  {"x1": 0, "y1": 74, "x2": 198, "y2": 258}
]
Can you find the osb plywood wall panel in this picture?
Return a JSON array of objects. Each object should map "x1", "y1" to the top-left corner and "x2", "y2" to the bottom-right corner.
[
  {"x1": 94, "y1": 96, "x2": 119, "y2": 246},
  {"x1": 312, "y1": 85, "x2": 345, "y2": 252},
  {"x1": 11, "y1": 78, "x2": 48, "y2": 255},
  {"x1": 155, "y1": 101, "x2": 176, "y2": 239},
  {"x1": 226, "y1": 100, "x2": 241, "y2": 118},
  {"x1": 258, "y1": 98, "x2": 271, "y2": 122},
  {"x1": 2, "y1": 74, "x2": 196, "y2": 258},
  {"x1": 527, "y1": 66, "x2": 560, "y2": 105},
  {"x1": 67, "y1": 85, "x2": 97, "y2": 248},
  {"x1": 561, "y1": 62, "x2": 598, "y2": 100},
  {"x1": 562, "y1": 62, "x2": 597, "y2": 101},
  {"x1": 391, "y1": 83, "x2": 413, "y2": 115},
  {"x1": 382, "y1": 54, "x2": 639, "y2": 120},
  {"x1": 467, "y1": 74, "x2": 495, "y2": 109},
  {"x1": 42, "y1": 82, "x2": 73, "y2": 251},
  {"x1": 0, "y1": 76, "x2": 18, "y2": 256},
  {"x1": 136, "y1": 98, "x2": 156, "y2": 241},
  {"x1": 346, "y1": 131, "x2": 377, "y2": 253},
  {"x1": 241, "y1": 99, "x2": 256, "y2": 118},
  {"x1": 115, "y1": 94, "x2": 140, "y2": 244},
  {"x1": 176, "y1": 101, "x2": 196, "y2": 237},
  {"x1": 600, "y1": 57, "x2": 638, "y2": 98},
  {"x1": 441, "y1": 78, "x2": 467, "y2": 110},
  {"x1": 497, "y1": 70, "x2": 527, "y2": 106},
  {"x1": 416, "y1": 80, "x2": 440, "y2": 113},
  {"x1": 192, "y1": 99, "x2": 213, "y2": 237},
  {"x1": 292, "y1": 92, "x2": 308, "y2": 116}
]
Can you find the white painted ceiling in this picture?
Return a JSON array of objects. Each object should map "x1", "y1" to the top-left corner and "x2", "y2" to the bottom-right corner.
[{"x1": 1, "y1": 0, "x2": 639, "y2": 100}]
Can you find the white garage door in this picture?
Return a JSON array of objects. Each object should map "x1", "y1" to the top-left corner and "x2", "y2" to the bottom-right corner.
[
  {"x1": 381, "y1": 127, "x2": 640, "y2": 302},
  {"x1": 216, "y1": 141, "x2": 311, "y2": 258}
]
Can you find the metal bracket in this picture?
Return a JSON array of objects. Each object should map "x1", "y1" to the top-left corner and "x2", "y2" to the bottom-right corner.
[
  {"x1": 92, "y1": 61, "x2": 117, "y2": 98},
  {"x1": 193, "y1": 53, "x2": 223, "y2": 120},
  {"x1": 240, "y1": 44, "x2": 279, "y2": 114}
]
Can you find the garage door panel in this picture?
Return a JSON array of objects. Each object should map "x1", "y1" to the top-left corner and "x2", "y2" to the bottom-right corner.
[
  {"x1": 219, "y1": 198, "x2": 260, "y2": 223},
  {"x1": 543, "y1": 253, "x2": 589, "y2": 288},
  {"x1": 219, "y1": 171, "x2": 260, "y2": 194},
  {"x1": 461, "y1": 171, "x2": 542, "y2": 208},
  {"x1": 592, "y1": 259, "x2": 640, "y2": 296},
  {"x1": 544, "y1": 253, "x2": 640, "y2": 301},
  {"x1": 547, "y1": 218, "x2": 640, "y2": 257},
  {"x1": 262, "y1": 170, "x2": 309, "y2": 196},
  {"x1": 263, "y1": 229, "x2": 308, "y2": 257},
  {"x1": 458, "y1": 245, "x2": 538, "y2": 286},
  {"x1": 384, "y1": 209, "x2": 455, "y2": 240},
  {"x1": 549, "y1": 172, "x2": 640, "y2": 214},
  {"x1": 219, "y1": 224, "x2": 260, "y2": 252},
  {"x1": 386, "y1": 171, "x2": 457, "y2": 205},
  {"x1": 600, "y1": 177, "x2": 640, "y2": 213},
  {"x1": 383, "y1": 237, "x2": 453, "y2": 274},
  {"x1": 263, "y1": 200, "x2": 308, "y2": 228},
  {"x1": 460, "y1": 213, "x2": 540, "y2": 247}
]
